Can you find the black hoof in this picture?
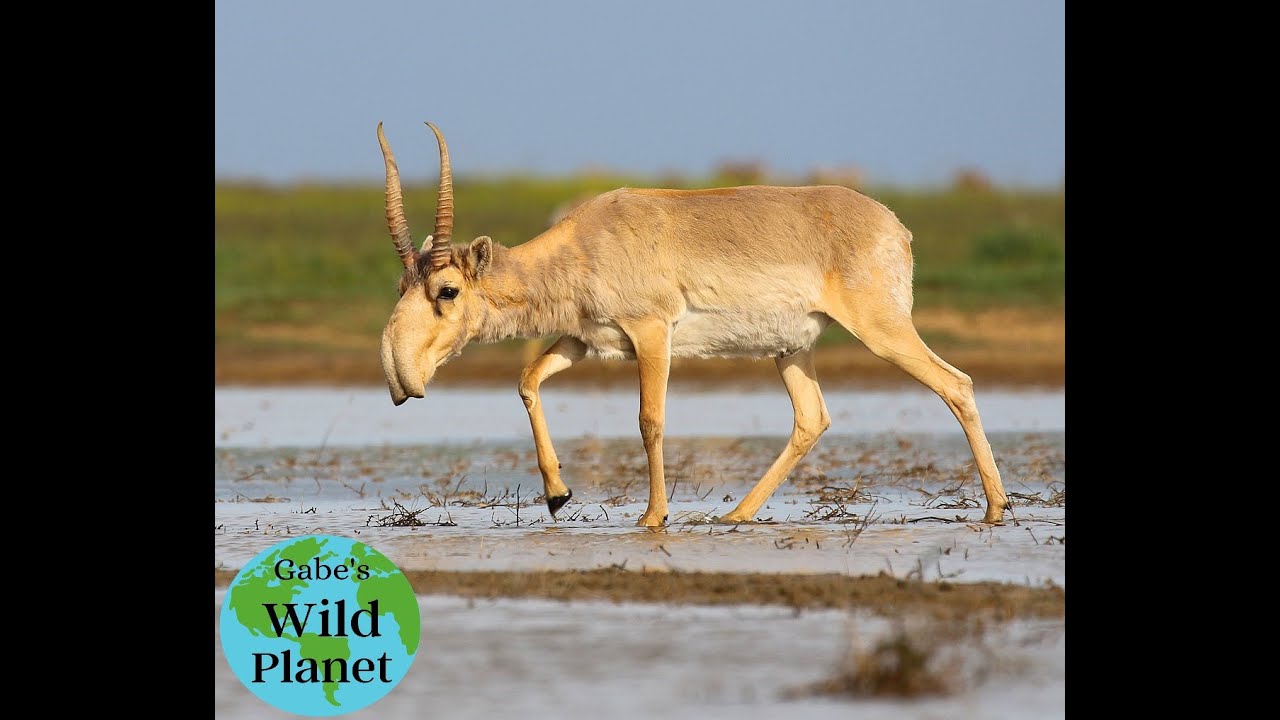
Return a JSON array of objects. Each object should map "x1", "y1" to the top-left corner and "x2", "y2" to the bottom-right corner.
[{"x1": 547, "y1": 489, "x2": 573, "y2": 516}]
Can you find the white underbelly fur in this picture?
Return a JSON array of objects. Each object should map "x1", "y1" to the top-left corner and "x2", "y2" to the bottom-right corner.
[{"x1": 579, "y1": 310, "x2": 833, "y2": 360}]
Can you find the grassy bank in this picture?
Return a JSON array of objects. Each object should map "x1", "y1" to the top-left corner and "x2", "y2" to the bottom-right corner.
[{"x1": 215, "y1": 177, "x2": 1064, "y2": 386}]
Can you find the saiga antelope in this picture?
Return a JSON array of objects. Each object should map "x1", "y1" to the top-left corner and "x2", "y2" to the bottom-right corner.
[{"x1": 377, "y1": 122, "x2": 1009, "y2": 526}]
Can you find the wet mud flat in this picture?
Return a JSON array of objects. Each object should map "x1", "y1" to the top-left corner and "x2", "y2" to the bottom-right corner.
[
  {"x1": 216, "y1": 431, "x2": 1064, "y2": 585},
  {"x1": 215, "y1": 429, "x2": 1064, "y2": 718},
  {"x1": 216, "y1": 567, "x2": 1063, "y2": 619}
]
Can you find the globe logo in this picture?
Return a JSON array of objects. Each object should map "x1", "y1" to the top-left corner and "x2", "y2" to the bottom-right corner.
[{"x1": 219, "y1": 535, "x2": 421, "y2": 716}]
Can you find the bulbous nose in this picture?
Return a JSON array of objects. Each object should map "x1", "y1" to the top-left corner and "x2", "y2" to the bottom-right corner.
[
  {"x1": 388, "y1": 378, "x2": 425, "y2": 406},
  {"x1": 380, "y1": 303, "x2": 440, "y2": 405}
]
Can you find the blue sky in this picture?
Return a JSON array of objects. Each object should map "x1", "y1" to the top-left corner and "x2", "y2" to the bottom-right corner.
[{"x1": 215, "y1": 0, "x2": 1064, "y2": 187}]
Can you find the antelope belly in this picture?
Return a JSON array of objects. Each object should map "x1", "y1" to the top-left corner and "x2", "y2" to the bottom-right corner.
[
  {"x1": 577, "y1": 310, "x2": 832, "y2": 361},
  {"x1": 578, "y1": 321, "x2": 635, "y2": 360},
  {"x1": 670, "y1": 309, "x2": 832, "y2": 359}
]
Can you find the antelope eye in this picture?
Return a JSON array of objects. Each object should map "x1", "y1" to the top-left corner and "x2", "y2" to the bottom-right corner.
[{"x1": 438, "y1": 287, "x2": 459, "y2": 300}]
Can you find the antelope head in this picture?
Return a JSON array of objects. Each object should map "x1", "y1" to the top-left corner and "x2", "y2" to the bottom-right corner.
[{"x1": 378, "y1": 122, "x2": 496, "y2": 405}]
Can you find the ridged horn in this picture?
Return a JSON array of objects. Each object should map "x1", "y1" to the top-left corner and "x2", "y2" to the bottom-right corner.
[
  {"x1": 425, "y1": 122, "x2": 454, "y2": 269},
  {"x1": 377, "y1": 122, "x2": 417, "y2": 269}
]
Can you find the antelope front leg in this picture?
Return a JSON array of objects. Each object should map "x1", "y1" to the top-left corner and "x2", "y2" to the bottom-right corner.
[
  {"x1": 518, "y1": 336, "x2": 587, "y2": 517},
  {"x1": 721, "y1": 349, "x2": 830, "y2": 523},
  {"x1": 620, "y1": 320, "x2": 672, "y2": 527}
]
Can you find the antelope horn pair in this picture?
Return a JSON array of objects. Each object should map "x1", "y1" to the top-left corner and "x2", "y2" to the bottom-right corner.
[{"x1": 377, "y1": 121, "x2": 454, "y2": 270}]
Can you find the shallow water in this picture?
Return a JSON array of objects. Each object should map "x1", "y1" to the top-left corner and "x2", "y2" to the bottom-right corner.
[
  {"x1": 214, "y1": 386, "x2": 1065, "y2": 718},
  {"x1": 214, "y1": 386, "x2": 1065, "y2": 448},
  {"x1": 214, "y1": 593, "x2": 1065, "y2": 720}
]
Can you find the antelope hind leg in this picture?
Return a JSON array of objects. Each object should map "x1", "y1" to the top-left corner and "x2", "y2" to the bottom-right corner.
[
  {"x1": 720, "y1": 349, "x2": 830, "y2": 523},
  {"x1": 829, "y1": 305, "x2": 1009, "y2": 524}
]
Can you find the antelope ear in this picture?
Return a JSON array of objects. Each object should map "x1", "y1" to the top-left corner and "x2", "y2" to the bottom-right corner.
[{"x1": 467, "y1": 236, "x2": 494, "y2": 277}]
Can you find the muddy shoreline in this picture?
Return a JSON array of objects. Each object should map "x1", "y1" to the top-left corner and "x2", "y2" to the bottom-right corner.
[
  {"x1": 215, "y1": 308, "x2": 1065, "y2": 389},
  {"x1": 214, "y1": 568, "x2": 1063, "y2": 619},
  {"x1": 216, "y1": 345, "x2": 1064, "y2": 389}
]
